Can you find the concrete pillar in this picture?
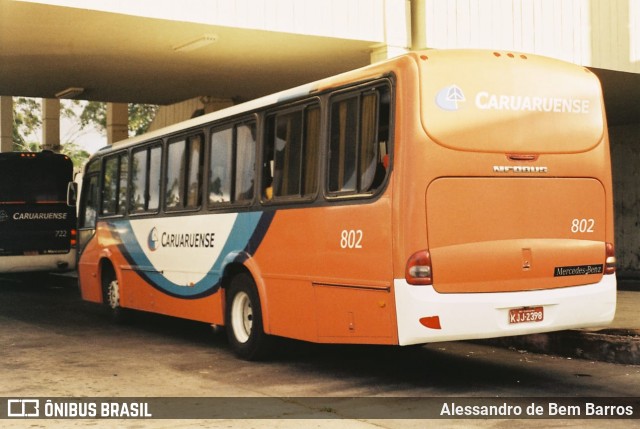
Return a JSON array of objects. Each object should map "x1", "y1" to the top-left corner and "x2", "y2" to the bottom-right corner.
[
  {"x1": 42, "y1": 98, "x2": 61, "y2": 152},
  {"x1": 107, "y1": 102, "x2": 128, "y2": 145},
  {"x1": 0, "y1": 96, "x2": 12, "y2": 152},
  {"x1": 370, "y1": 0, "x2": 410, "y2": 63},
  {"x1": 410, "y1": 0, "x2": 427, "y2": 51}
]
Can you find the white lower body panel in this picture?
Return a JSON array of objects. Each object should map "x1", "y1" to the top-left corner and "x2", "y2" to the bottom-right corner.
[
  {"x1": 0, "y1": 251, "x2": 76, "y2": 273},
  {"x1": 394, "y1": 275, "x2": 616, "y2": 345}
]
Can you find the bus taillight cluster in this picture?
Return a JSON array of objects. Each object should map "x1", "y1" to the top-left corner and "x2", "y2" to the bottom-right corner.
[
  {"x1": 406, "y1": 250, "x2": 433, "y2": 285},
  {"x1": 71, "y1": 229, "x2": 77, "y2": 248}
]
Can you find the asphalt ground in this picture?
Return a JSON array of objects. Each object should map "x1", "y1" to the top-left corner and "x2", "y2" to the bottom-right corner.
[{"x1": 45, "y1": 272, "x2": 640, "y2": 365}]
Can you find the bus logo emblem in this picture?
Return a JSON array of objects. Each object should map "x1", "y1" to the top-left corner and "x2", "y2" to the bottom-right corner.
[
  {"x1": 435, "y1": 85, "x2": 466, "y2": 111},
  {"x1": 148, "y1": 227, "x2": 159, "y2": 252}
]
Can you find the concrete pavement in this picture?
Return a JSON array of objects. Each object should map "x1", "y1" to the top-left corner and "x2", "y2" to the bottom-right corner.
[
  {"x1": 485, "y1": 278, "x2": 640, "y2": 365},
  {"x1": 53, "y1": 272, "x2": 640, "y2": 365}
]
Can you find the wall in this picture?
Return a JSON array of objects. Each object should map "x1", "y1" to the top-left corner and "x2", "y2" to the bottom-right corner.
[
  {"x1": 423, "y1": 0, "x2": 640, "y2": 74},
  {"x1": 148, "y1": 98, "x2": 235, "y2": 132},
  {"x1": 610, "y1": 123, "x2": 640, "y2": 277}
]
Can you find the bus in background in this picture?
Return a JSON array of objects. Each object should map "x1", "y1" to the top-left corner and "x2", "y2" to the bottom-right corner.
[
  {"x1": 0, "y1": 151, "x2": 77, "y2": 273},
  {"x1": 76, "y1": 49, "x2": 615, "y2": 360}
]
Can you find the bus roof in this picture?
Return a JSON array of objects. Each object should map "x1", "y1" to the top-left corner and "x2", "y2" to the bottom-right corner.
[
  {"x1": 90, "y1": 49, "x2": 604, "y2": 158},
  {"x1": 91, "y1": 80, "x2": 321, "y2": 156}
]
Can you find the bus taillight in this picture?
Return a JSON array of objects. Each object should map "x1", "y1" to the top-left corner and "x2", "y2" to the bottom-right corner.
[
  {"x1": 406, "y1": 250, "x2": 433, "y2": 285},
  {"x1": 605, "y1": 242, "x2": 616, "y2": 275},
  {"x1": 70, "y1": 229, "x2": 78, "y2": 248}
]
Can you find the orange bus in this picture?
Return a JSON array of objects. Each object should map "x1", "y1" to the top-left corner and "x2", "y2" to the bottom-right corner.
[{"x1": 77, "y1": 50, "x2": 616, "y2": 360}]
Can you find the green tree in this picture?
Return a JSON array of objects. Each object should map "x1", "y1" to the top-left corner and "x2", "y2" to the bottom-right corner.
[
  {"x1": 12, "y1": 97, "x2": 42, "y2": 152},
  {"x1": 78, "y1": 101, "x2": 159, "y2": 137},
  {"x1": 12, "y1": 98, "x2": 158, "y2": 167},
  {"x1": 61, "y1": 142, "x2": 91, "y2": 167}
]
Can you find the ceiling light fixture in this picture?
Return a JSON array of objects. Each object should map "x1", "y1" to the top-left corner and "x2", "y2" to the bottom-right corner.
[
  {"x1": 55, "y1": 87, "x2": 84, "y2": 99},
  {"x1": 173, "y1": 34, "x2": 218, "y2": 52}
]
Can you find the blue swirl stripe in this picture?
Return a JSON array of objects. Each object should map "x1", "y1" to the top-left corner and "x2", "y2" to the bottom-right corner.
[{"x1": 113, "y1": 211, "x2": 267, "y2": 299}]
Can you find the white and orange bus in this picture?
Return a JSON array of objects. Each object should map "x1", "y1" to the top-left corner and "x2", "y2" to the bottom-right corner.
[{"x1": 77, "y1": 50, "x2": 616, "y2": 360}]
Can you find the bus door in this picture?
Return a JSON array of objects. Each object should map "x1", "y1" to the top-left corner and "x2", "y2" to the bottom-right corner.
[{"x1": 77, "y1": 160, "x2": 101, "y2": 302}]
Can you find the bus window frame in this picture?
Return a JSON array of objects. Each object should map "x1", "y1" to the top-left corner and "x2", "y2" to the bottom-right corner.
[
  {"x1": 78, "y1": 158, "x2": 101, "y2": 230},
  {"x1": 99, "y1": 150, "x2": 129, "y2": 218},
  {"x1": 324, "y1": 79, "x2": 393, "y2": 202},
  {"x1": 129, "y1": 141, "x2": 163, "y2": 217},
  {"x1": 164, "y1": 132, "x2": 205, "y2": 214},
  {"x1": 260, "y1": 98, "x2": 322, "y2": 206},
  {"x1": 207, "y1": 117, "x2": 258, "y2": 210}
]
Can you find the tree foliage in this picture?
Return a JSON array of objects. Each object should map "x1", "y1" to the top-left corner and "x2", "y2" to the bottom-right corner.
[
  {"x1": 78, "y1": 102, "x2": 159, "y2": 137},
  {"x1": 12, "y1": 97, "x2": 41, "y2": 152},
  {"x1": 11, "y1": 98, "x2": 158, "y2": 167}
]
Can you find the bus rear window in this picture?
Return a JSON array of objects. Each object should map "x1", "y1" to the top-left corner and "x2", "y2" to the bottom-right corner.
[{"x1": 0, "y1": 157, "x2": 71, "y2": 203}]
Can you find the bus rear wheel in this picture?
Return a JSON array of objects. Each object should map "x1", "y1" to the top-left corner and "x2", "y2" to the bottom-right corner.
[{"x1": 225, "y1": 273, "x2": 272, "y2": 360}]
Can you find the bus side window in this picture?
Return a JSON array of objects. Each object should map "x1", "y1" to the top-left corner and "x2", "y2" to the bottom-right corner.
[
  {"x1": 80, "y1": 174, "x2": 98, "y2": 228},
  {"x1": 101, "y1": 153, "x2": 127, "y2": 216},
  {"x1": 130, "y1": 143, "x2": 162, "y2": 213},
  {"x1": 328, "y1": 84, "x2": 390, "y2": 195},
  {"x1": 209, "y1": 121, "x2": 256, "y2": 206},
  {"x1": 186, "y1": 135, "x2": 203, "y2": 208},
  {"x1": 329, "y1": 96, "x2": 358, "y2": 193},
  {"x1": 166, "y1": 134, "x2": 204, "y2": 211},
  {"x1": 166, "y1": 139, "x2": 185, "y2": 210},
  {"x1": 272, "y1": 110, "x2": 303, "y2": 197},
  {"x1": 235, "y1": 122, "x2": 256, "y2": 202},
  {"x1": 148, "y1": 146, "x2": 161, "y2": 211},
  {"x1": 263, "y1": 105, "x2": 319, "y2": 201},
  {"x1": 209, "y1": 127, "x2": 233, "y2": 204}
]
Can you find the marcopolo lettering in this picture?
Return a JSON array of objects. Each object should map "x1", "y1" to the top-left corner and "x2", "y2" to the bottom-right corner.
[{"x1": 493, "y1": 166, "x2": 548, "y2": 173}]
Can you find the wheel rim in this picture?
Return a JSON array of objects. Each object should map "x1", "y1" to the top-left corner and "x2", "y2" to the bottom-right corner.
[
  {"x1": 230, "y1": 291, "x2": 253, "y2": 344},
  {"x1": 107, "y1": 279, "x2": 120, "y2": 310}
]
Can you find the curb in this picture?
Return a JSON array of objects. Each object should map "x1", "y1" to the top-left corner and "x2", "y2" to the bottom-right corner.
[{"x1": 480, "y1": 329, "x2": 640, "y2": 365}]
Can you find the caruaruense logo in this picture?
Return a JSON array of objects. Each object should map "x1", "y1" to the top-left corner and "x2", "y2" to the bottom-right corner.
[
  {"x1": 147, "y1": 227, "x2": 159, "y2": 252},
  {"x1": 435, "y1": 85, "x2": 466, "y2": 111}
]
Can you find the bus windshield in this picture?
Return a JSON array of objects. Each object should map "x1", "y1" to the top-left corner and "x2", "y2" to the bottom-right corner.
[
  {"x1": 0, "y1": 155, "x2": 71, "y2": 203},
  {"x1": 0, "y1": 152, "x2": 76, "y2": 273}
]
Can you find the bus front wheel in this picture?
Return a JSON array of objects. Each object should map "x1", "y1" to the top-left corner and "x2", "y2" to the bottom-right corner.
[
  {"x1": 225, "y1": 273, "x2": 272, "y2": 360},
  {"x1": 103, "y1": 273, "x2": 129, "y2": 324}
]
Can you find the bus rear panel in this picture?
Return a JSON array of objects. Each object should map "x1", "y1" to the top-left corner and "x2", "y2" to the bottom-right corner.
[
  {"x1": 395, "y1": 50, "x2": 615, "y2": 345},
  {"x1": 0, "y1": 152, "x2": 76, "y2": 273}
]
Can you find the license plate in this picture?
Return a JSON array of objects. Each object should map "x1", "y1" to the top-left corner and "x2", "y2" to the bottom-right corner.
[{"x1": 509, "y1": 306, "x2": 544, "y2": 324}]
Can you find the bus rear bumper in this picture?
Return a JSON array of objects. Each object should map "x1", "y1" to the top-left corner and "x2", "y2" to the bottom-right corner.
[
  {"x1": 0, "y1": 251, "x2": 77, "y2": 274},
  {"x1": 394, "y1": 275, "x2": 616, "y2": 346}
]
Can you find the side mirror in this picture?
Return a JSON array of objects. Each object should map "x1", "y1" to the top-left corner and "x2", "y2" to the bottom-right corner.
[{"x1": 67, "y1": 182, "x2": 78, "y2": 207}]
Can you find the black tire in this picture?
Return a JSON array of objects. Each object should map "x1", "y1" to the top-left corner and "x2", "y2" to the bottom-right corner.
[{"x1": 225, "y1": 273, "x2": 272, "y2": 360}]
